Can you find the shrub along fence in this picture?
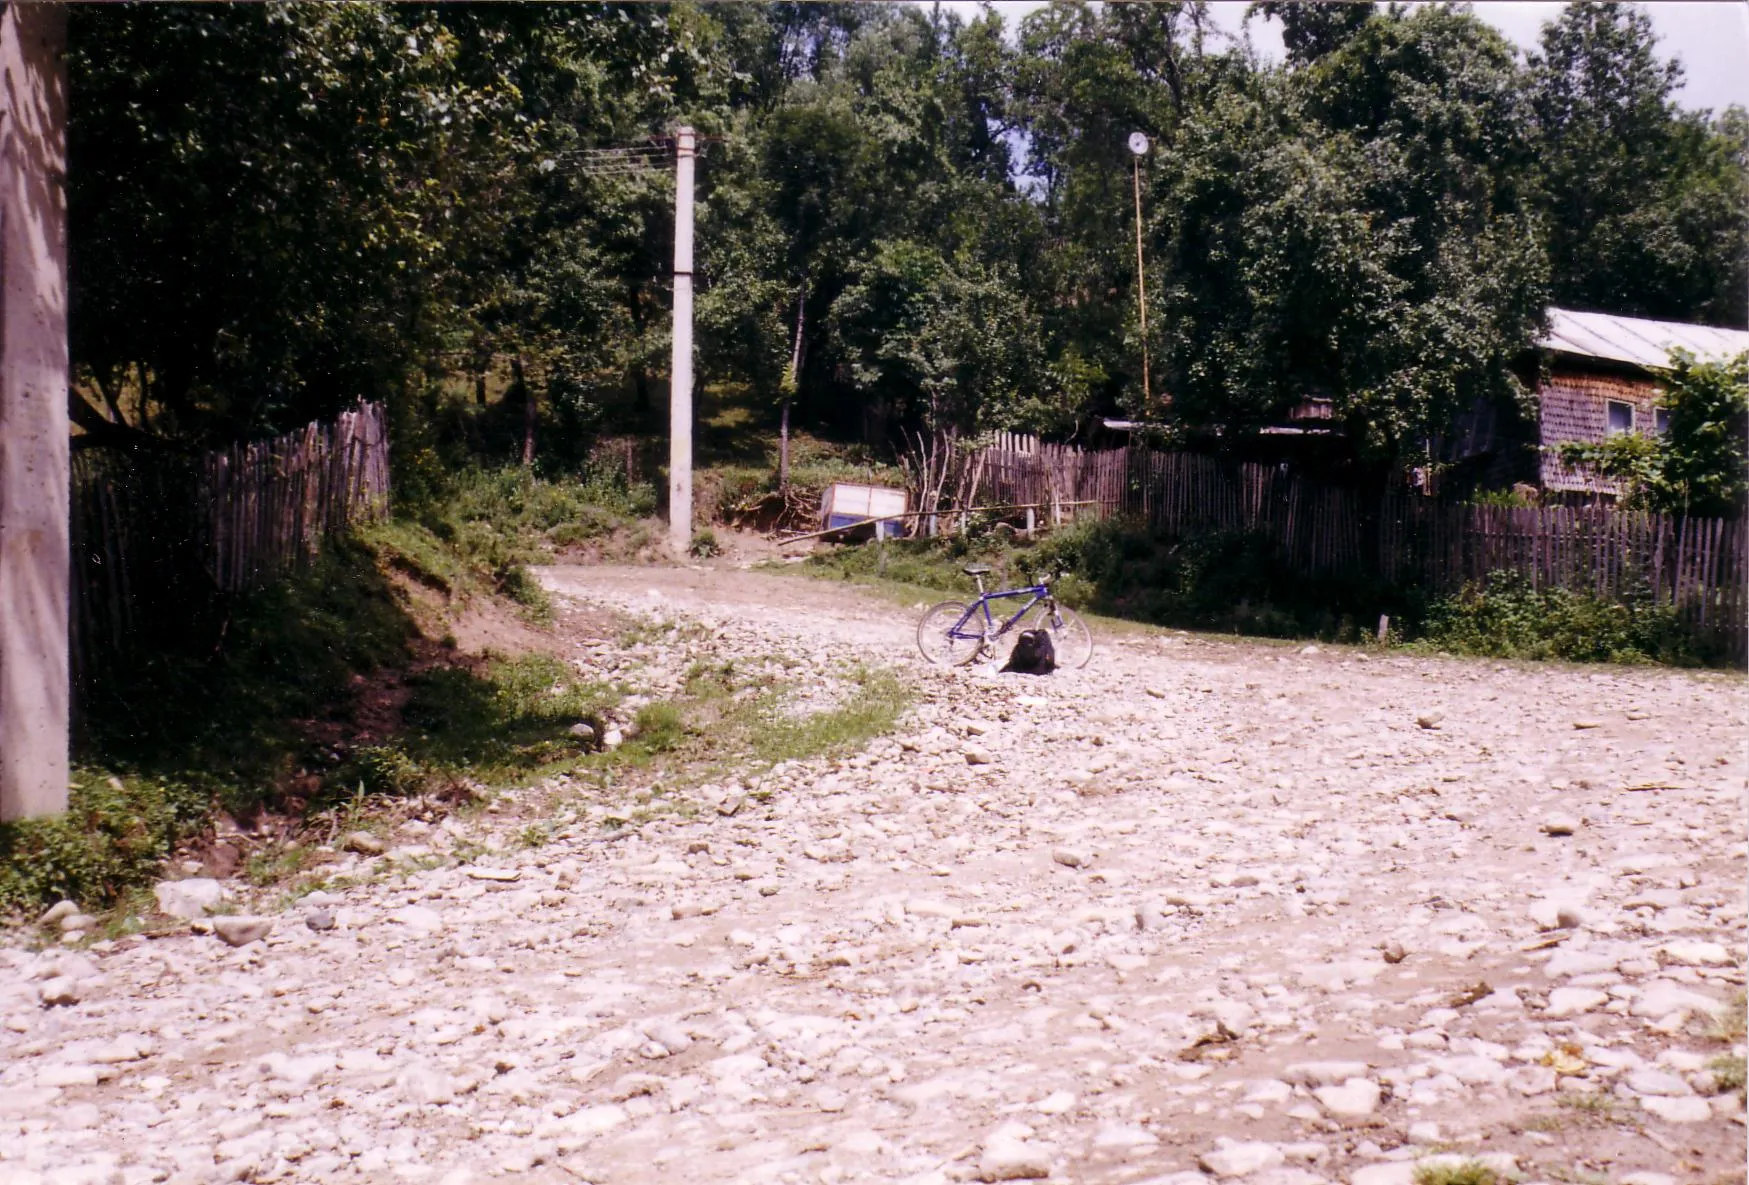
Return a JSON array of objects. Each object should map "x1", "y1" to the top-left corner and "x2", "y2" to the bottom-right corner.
[
  {"x1": 955, "y1": 436, "x2": 1746, "y2": 661},
  {"x1": 71, "y1": 403, "x2": 389, "y2": 692}
]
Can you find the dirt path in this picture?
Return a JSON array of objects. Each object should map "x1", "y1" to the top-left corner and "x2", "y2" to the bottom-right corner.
[{"x1": 5, "y1": 565, "x2": 1744, "y2": 1185}]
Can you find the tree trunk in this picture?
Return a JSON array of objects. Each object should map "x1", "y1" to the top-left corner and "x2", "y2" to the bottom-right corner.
[
  {"x1": 781, "y1": 281, "x2": 806, "y2": 492},
  {"x1": 475, "y1": 370, "x2": 487, "y2": 407},
  {"x1": 779, "y1": 399, "x2": 791, "y2": 491},
  {"x1": 515, "y1": 356, "x2": 534, "y2": 467}
]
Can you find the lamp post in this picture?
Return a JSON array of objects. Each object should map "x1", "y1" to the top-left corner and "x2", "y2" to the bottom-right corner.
[{"x1": 1127, "y1": 131, "x2": 1152, "y2": 409}]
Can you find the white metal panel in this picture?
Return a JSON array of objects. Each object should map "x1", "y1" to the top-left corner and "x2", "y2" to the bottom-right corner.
[
  {"x1": 1541, "y1": 308, "x2": 1749, "y2": 369},
  {"x1": 823, "y1": 483, "x2": 906, "y2": 520}
]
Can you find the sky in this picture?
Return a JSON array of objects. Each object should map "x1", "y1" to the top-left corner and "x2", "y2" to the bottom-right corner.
[{"x1": 931, "y1": 1, "x2": 1749, "y2": 115}]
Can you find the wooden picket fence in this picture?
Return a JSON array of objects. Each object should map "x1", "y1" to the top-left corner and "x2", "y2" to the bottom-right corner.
[
  {"x1": 71, "y1": 403, "x2": 390, "y2": 691},
  {"x1": 958, "y1": 440, "x2": 1748, "y2": 661},
  {"x1": 70, "y1": 448, "x2": 202, "y2": 692},
  {"x1": 204, "y1": 402, "x2": 390, "y2": 591}
]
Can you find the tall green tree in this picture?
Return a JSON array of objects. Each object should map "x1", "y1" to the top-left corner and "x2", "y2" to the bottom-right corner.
[
  {"x1": 1529, "y1": 2, "x2": 1749, "y2": 325},
  {"x1": 1154, "y1": 6, "x2": 1547, "y2": 456},
  {"x1": 69, "y1": 4, "x2": 549, "y2": 446}
]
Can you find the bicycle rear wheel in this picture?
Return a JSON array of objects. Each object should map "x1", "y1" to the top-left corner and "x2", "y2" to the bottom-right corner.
[
  {"x1": 1039, "y1": 603, "x2": 1093, "y2": 669},
  {"x1": 917, "y1": 601, "x2": 986, "y2": 666}
]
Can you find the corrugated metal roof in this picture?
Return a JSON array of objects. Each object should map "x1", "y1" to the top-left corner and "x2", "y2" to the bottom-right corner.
[{"x1": 1540, "y1": 308, "x2": 1749, "y2": 370}]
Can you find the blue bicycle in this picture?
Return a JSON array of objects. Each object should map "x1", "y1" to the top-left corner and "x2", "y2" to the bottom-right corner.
[{"x1": 916, "y1": 566, "x2": 1093, "y2": 668}]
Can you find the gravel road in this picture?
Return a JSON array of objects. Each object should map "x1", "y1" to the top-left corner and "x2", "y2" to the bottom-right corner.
[{"x1": 4, "y1": 563, "x2": 1744, "y2": 1185}]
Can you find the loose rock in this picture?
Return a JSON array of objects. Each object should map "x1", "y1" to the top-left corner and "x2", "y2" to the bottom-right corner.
[
  {"x1": 38, "y1": 976, "x2": 82, "y2": 1008},
  {"x1": 1200, "y1": 1141, "x2": 1285, "y2": 1178},
  {"x1": 341, "y1": 831, "x2": 386, "y2": 856},
  {"x1": 153, "y1": 877, "x2": 225, "y2": 919},
  {"x1": 213, "y1": 916, "x2": 274, "y2": 947}
]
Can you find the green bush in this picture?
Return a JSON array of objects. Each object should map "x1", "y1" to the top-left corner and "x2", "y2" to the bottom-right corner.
[
  {"x1": 0, "y1": 769, "x2": 211, "y2": 916},
  {"x1": 1423, "y1": 571, "x2": 1702, "y2": 664}
]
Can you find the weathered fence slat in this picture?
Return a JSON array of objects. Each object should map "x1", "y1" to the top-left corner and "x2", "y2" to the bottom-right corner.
[{"x1": 71, "y1": 402, "x2": 391, "y2": 695}]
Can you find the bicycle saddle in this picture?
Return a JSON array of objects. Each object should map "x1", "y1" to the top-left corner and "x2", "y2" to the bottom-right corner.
[{"x1": 962, "y1": 564, "x2": 991, "y2": 576}]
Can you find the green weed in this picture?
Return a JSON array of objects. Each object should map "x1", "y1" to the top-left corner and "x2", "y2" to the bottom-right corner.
[
  {"x1": 1706, "y1": 990, "x2": 1747, "y2": 1043},
  {"x1": 1555, "y1": 1092, "x2": 1622, "y2": 1120},
  {"x1": 1414, "y1": 1162, "x2": 1499, "y2": 1185},
  {"x1": 631, "y1": 703, "x2": 688, "y2": 754},
  {"x1": 1709, "y1": 1054, "x2": 1746, "y2": 1093}
]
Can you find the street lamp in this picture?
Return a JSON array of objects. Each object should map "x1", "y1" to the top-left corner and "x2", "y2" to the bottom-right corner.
[{"x1": 1128, "y1": 131, "x2": 1153, "y2": 409}]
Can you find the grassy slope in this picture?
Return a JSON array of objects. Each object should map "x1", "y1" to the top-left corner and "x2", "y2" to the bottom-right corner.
[{"x1": 3, "y1": 464, "x2": 915, "y2": 922}]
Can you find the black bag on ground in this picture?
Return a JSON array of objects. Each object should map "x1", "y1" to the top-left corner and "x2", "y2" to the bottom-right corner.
[{"x1": 1002, "y1": 629, "x2": 1057, "y2": 675}]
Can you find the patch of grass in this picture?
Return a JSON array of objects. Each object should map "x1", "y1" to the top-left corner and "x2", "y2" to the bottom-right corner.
[
  {"x1": 1554, "y1": 1092, "x2": 1623, "y2": 1122},
  {"x1": 631, "y1": 702, "x2": 688, "y2": 754},
  {"x1": 391, "y1": 464, "x2": 659, "y2": 606},
  {"x1": 361, "y1": 518, "x2": 471, "y2": 595},
  {"x1": 498, "y1": 565, "x2": 553, "y2": 623},
  {"x1": 245, "y1": 844, "x2": 316, "y2": 888},
  {"x1": 391, "y1": 653, "x2": 618, "y2": 787},
  {"x1": 752, "y1": 667, "x2": 911, "y2": 765},
  {"x1": 1709, "y1": 1053, "x2": 1746, "y2": 1093},
  {"x1": 1706, "y1": 990, "x2": 1747, "y2": 1043},
  {"x1": 588, "y1": 655, "x2": 912, "y2": 788},
  {"x1": 1414, "y1": 1162, "x2": 1499, "y2": 1185}
]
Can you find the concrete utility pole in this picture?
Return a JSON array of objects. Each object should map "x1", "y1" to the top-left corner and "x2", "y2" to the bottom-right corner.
[
  {"x1": 668, "y1": 127, "x2": 696, "y2": 558},
  {"x1": 0, "y1": 3, "x2": 70, "y2": 821}
]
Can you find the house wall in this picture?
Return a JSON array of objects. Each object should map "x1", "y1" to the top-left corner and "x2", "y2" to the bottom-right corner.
[{"x1": 1537, "y1": 364, "x2": 1661, "y2": 494}]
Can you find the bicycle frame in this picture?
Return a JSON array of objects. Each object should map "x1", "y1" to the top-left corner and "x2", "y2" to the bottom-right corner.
[{"x1": 946, "y1": 583, "x2": 1054, "y2": 643}]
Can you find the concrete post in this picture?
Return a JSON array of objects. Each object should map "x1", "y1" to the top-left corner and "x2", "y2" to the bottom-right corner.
[
  {"x1": 668, "y1": 127, "x2": 695, "y2": 558},
  {"x1": 0, "y1": 3, "x2": 70, "y2": 820}
]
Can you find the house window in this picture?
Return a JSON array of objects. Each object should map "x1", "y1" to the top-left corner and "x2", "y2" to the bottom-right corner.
[
  {"x1": 1654, "y1": 408, "x2": 1671, "y2": 435},
  {"x1": 1606, "y1": 401, "x2": 1634, "y2": 435}
]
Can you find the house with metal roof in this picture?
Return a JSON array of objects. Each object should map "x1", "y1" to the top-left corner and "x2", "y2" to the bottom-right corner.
[{"x1": 1534, "y1": 308, "x2": 1749, "y2": 496}]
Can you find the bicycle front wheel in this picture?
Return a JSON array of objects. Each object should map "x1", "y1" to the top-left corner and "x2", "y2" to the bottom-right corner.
[
  {"x1": 917, "y1": 601, "x2": 986, "y2": 667},
  {"x1": 1041, "y1": 604, "x2": 1093, "y2": 669}
]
